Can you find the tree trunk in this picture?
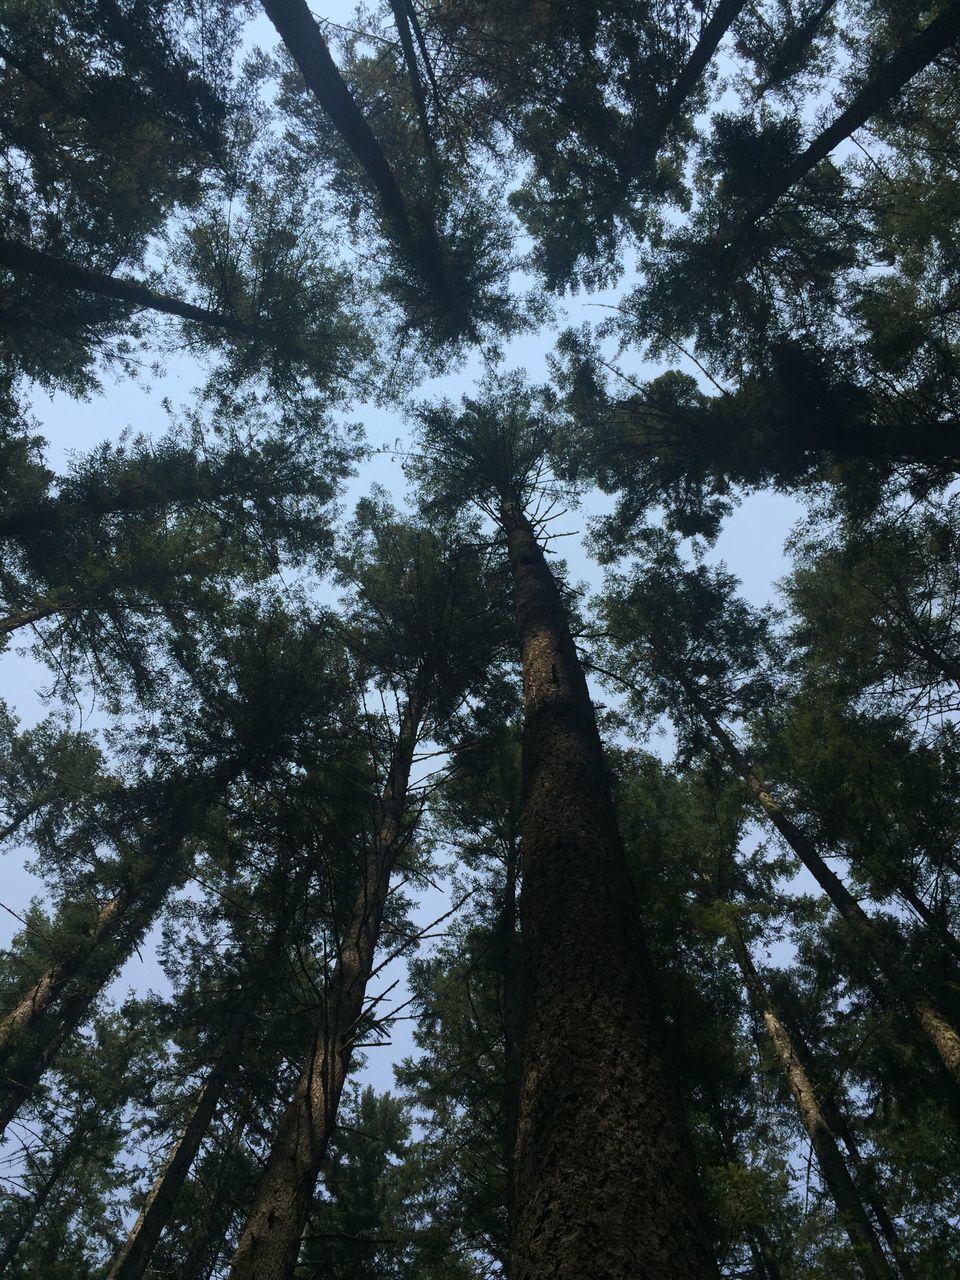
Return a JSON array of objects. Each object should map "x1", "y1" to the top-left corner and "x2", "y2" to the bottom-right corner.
[
  {"x1": 743, "y1": 5, "x2": 960, "y2": 229},
  {"x1": 823, "y1": 1105, "x2": 915, "y2": 1280},
  {"x1": 622, "y1": 0, "x2": 749, "y2": 183},
  {"x1": 0, "y1": 236, "x2": 301, "y2": 348},
  {"x1": 500, "y1": 835, "x2": 522, "y2": 1263},
  {"x1": 0, "y1": 768, "x2": 237, "y2": 1135},
  {"x1": 701, "y1": 706, "x2": 960, "y2": 1087},
  {"x1": 105, "y1": 893, "x2": 297, "y2": 1280},
  {"x1": 898, "y1": 882, "x2": 960, "y2": 966},
  {"x1": 260, "y1": 0, "x2": 448, "y2": 302},
  {"x1": 227, "y1": 694, "x2": 422, "y2": 1280},
  {"x1": 727, "y1": 928, "x2": 895, "y2": 1280},
  {"x1": 0, "y1": 602, "x2": 63, "y2": 636},
  {"x1": 500, "y1": 498, "x2": 716, "y2": 1280},
  {"x1": 0, "y1": 1112, "x2": 91, "y2": 1272}
]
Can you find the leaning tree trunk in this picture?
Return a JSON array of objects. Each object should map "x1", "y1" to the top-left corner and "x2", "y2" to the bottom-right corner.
[
  {"x1": 727, "y1": 927, "x2": 895, "y2": 1280},
  {"x1": 227, "y1": 694, "x2": 422, "y2": 1280},
  {"x1": 105, "y1": 889, "x2": 300, "y2": 1280},
  {"x1": 0, "y1": 767, "x2": 236, "y2": 1136},
  {"x1": 500, "y1": 498, "x2": 716, "y2": 1280},
  {"x1": 742, "y1": 4, "x2": 960, "y2": 230},
  {"x1": 699, "y1": 704, "x2": 960, "y2": 1088}
]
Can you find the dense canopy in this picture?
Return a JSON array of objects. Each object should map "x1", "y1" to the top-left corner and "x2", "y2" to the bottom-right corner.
[{"x1": 1, "y1": 1, "x2": 959, "y2": 1277}]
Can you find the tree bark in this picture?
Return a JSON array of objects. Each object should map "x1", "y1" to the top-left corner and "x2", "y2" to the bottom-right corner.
[
  {"x1": 823, "y1": 1104, "x2": 915, "y2": 1280},
  {"x1": 0, "y1": 1111, "x2": 93, "y2": 1272},
  {"x1": 0, "y1": 602, "x2": 64, "y2": 636},
  {"x1": 727, "y1": 927, "x2": 895, "y2": 1280},
  {"x1": 699, "y1": 704, "x2": 960, "y2": 1087},
  {"x1": 622, "y1": 0, "x2": 749, "y2": 183},
  {"x1": 227, "y1": 694, "x2": 422, "y2": 1280},
  {"x1": 500, "y1": 498, "x2": 716, "y2": 1280},
  {"x1": 0, "y1": 767, "x2": 237, "y2": 1136}
]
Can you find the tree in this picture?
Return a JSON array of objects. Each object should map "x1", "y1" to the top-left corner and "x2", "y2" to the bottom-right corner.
[{"x1": 414, "y1": 375, "x2": 717, "y2": 1279}]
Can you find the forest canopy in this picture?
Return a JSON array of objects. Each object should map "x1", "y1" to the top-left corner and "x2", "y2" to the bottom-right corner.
[{"x1": 1, "y1": 1, "x2": 959, "y2": 1277}]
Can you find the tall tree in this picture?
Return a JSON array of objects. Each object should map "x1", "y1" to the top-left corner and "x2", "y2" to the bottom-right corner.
[{"x1": 414, "y1": 375, "x2": 717, "y2": 1279}]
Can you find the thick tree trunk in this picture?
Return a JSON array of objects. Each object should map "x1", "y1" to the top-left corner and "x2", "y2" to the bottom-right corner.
[
  {"x1": 743, "y1": 5, "x2": 960, "y2": 229},
  {"x1": 227, "y1": 695, "x2": 422, "y2": 1280},
  {"x1": 727, "y1": 928, "x2": 894, "y2": 1280},
  {"x1": 701, "y1": 707, "x2": 960, "y2": 1086},
  {"x1": 500, "y1": 499, "x2": 716, "y2": 1280}
]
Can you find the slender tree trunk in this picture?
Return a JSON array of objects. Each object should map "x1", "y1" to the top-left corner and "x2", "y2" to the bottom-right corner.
[
  {"x1": 0, "y1": 1113, "x2": 91, "y2": 1272},
  {"x1": 0, "y1": 236, "x2": 302, "y2": 348},
  {"x1": 260, "y1": 0, "x2": 448, "y2": 301},
  {"x1": 742, "y1": 5, "x2": 960, "y2": 229},
  {"x1": 700, "y1": 705, "x2": 960, "y2": 1086},
  {"x1": 727, "y1": 928, "x2": 895, "y2": 1280},
  {"x1": 105, "y1": 891, "x2": 298, "y2": 1280},
  {"x1": 500, "y1": 837, "x2": 522, "y2": 1262},
  {"x1": 898, "y1": 882, "x2": 960, "y2": 965},
  {"x1": 0, "y1": 769, "x2": 237, "y2": 1135},
  {"x1": 227, "y1": 694, "x2": 422, "y2": 1280},
  {"x1": 174, "y1": 1108, "x2": 252, "y2": 1280},
  {"x1": 622, "y1": 0, "x2": 749, "y2": 182},
  {"x1": 500, "y1": 499, "x2": 716, "y2": 1280},
  {"x1": 822, "y1": 1104, "x2": 915, "y2": 1280},
  {"x1": 708, "y1": 1097, "x2": 784, "y2": 1280}
]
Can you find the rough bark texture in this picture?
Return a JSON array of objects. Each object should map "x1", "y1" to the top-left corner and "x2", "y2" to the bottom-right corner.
[
  {"x1": 227, "y1": 696, "x2": 421, "y2": 1280},
  {"x1": 501, "y1": 499, "x2": 716, "y2": 1280},
  {"x1": 728, "y1": 929, "x2": 895, "y2": 1280},
  {"x1": 702, "y1": 707, "x2": 960, "y2": 1087}
]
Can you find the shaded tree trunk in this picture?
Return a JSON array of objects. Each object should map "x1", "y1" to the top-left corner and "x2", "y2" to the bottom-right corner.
[
  {"x1": 260, "y1": 0, "x2": 448, "y2": 302},
  {"x1": 0, "y1": 602, "x2": 63, "y2": 636},
  {"x1": 727, "y1": 926, "x2": 895, "y2": 1280},
  {"x1": 700, "y1": 704, "x2": 960, "y2": 1086},
  {"x1": 227, "y1": 694, "x2": 422, "y2": 1280},
  {"x1": 743, "y1": 5, "x2": 960, "y2": 229},
  {"x1": 0, "y1": 1111, "x2": 92, "y2": 1272},
  {"x1": 0, "y1": 236, "x2": 303, "y2": 349},
  {"x1": 105, "y1": 891, "x2": 299, "y2": 1280},
  {"x1": 622, "y1": 0, "x2": 749, "y2": 183},
  {"x1": 0, "y1": 768, "x2": 237, "y2": 1135},
  {"x1": 500, "y1": 498, "x2": 716, "y2": 1280}
]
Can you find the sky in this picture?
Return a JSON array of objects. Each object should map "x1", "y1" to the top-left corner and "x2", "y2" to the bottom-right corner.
[{"x1": 0, "y1": 0, "x2": 808, "y2": 1128}]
